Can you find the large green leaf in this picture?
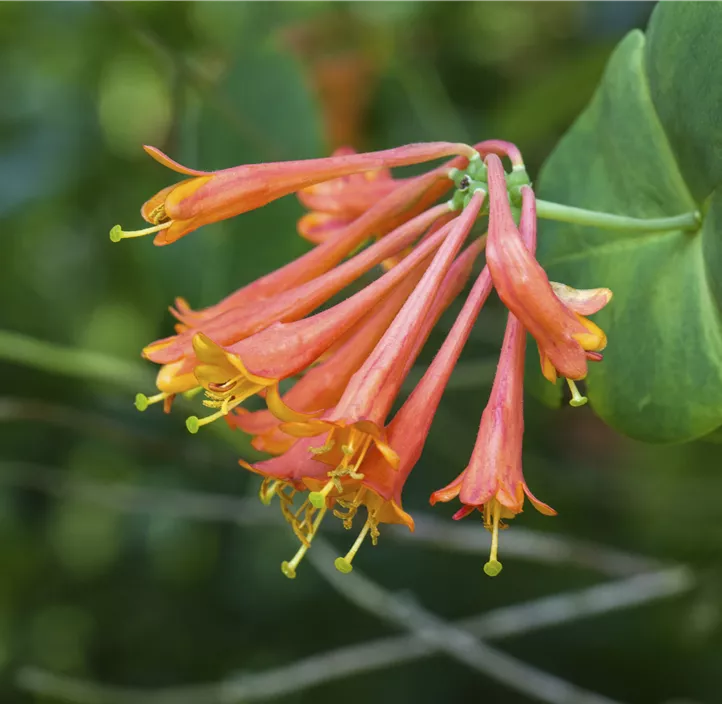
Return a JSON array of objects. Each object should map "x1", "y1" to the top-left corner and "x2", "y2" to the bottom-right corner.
[{"x1": 535, "y1": 3, "x2": 722, "y2": 443}]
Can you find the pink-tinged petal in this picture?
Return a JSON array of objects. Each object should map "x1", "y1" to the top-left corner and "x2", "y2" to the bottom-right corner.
[
  {"x1": 167, "y1": 141, "x2": 477, "y2": 226},
  {"x1": 239, "y1": 436, "x2": 329, "y2": 485},
  {"x1": 550, "y1": 282, "x2": 613, "y2": 316},
  {"x1": 173, "y1": 168, "x2": 450, "y2": 323},
  {"x1": 362, "y1": 254, "x2": 493, "y2": 509},
  {"x1": 485, "y1": 157, "x2": 605, "y2": 381},
  {"x1": 145, "y1": 203, "x2": 450, "y2": 364},
  {"x1": 143, "y1": 146, "x2": 210, "y2": 176},
  {"x1": 325, "y1": 191, "x2": 485, "y2": 430},
  {"x1": 297, "y1": 212, "x2": 354, "y2": 244},
  {"x1": 475, "y1": 140, "x2": 524, "y2": 168},
  {"x1": 192, "y1": 216, "x2": 459, "y2": 393}
]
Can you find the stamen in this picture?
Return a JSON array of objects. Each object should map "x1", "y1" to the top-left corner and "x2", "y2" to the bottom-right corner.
[
  {"x1": 134, "y1": 391, "x2": 168, "y2": 412},
  {"x1": 109, "y1": 221, "x2": 172, "y2": 243},
  {"x1": 334, "y1": 517, "x2": 372, "y2": 574},
  {"x1": 310, "y1": 430, "x2": 335, "y2": 455},
  {"x1": 148, "y1": 204, "x2": 167, "y2": 223},
  {"x1": 333, "y1": 487, "x2": 367, "y2": 528},
  {"x1": 308, "y1": 479, "x2": 336, "y2": 509},
  {"x1": 483, "y1": 500, "x2": 503, "y2": 577},
  {"x1": 309, "y1": 439, "x2": 335, "y2": 455},
  {"x1": 259, "y1": 479, "x2": 281, "y2": 506},
  {"x1": 566, "y1": 378, "x2": 588, "y2": 408},
  {"x1": 280, "y1": 506, "x2": 327, "y2": 579},
  {"x1": 186, "y1": 409, "x2": 225, "y2": 434},
  {"x1": 186, "y1": 396, "x2": 244, "y2": 433}
]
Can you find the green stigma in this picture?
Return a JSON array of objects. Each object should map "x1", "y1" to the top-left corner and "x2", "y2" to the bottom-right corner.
[
  {"x1": 334, "y1": 557, "x2": 353, "y2": 574},
  {"x1": 134, "y1": 393, "x2": 149, "y2": 412},
  {"x1": 483, "y1": 560, "x2": 503, "y2": 577},
  {"x1": 308, "y1": 491, "x2": 326, "y2": 509},
  {"x1": 186, "y1": 416, "x2": 200, "y2": 434}
]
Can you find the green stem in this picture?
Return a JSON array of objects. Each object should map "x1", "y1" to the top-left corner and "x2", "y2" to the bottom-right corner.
[
  {"x1": 0, "y1": 329, "x2": 149, "y2": 391},
  {"x1": 536, "y1": 200, "x2": 700, "y2": 233}
]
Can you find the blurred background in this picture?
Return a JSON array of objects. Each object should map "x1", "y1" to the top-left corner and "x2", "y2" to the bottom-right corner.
[{"x1": 1, "y1": 2, "x2": 720, "y2": 703}]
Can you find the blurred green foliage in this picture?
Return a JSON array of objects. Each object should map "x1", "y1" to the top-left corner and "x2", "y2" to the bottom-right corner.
[{"x1": 0, "y1": 3, "x2": 720, "y2": 703}]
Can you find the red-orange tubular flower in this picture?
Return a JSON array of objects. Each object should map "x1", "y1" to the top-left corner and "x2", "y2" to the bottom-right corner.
[
  {"x1": 109, "y1": 142, "x2": 478, "y2": 246},
  {"x1": 135, "y1": 191, "x2": 455, "y2": 412},
  {"x1": 187, "y1": 195, "x2": 482, "y2": 439},
  {"x1": 350, "y1": 254, "x2": 495, "y2": 550},
  {"x1": 145, "y1": 202, "x2": 450, "y2": 366},
  {"x1": 296, "y1": 146, "x2": 404, "y2": 244},
  {"x1": 430, "y1": 188, "x2": 556, "y2": 578},
  {"x1": 238, "y1": 237, "x2": 485, "y2": 577},
  {"x1": 114, "y1": 137, "x2": 615, "y2": 579},
  {"x1": 484, "y1": 154, "x2": 611, "y2": 385},
  {"x1": 231, "y1": 238, "x2": 482, "y2": 455},
  {"x1": 171, "y1": 165, "x2": 455, "y2": 325}
]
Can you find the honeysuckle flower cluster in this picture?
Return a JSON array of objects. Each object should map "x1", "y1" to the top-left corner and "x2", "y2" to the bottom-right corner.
[{"x1": 112, "y1": 139, "x2": 612, "y2": 578}]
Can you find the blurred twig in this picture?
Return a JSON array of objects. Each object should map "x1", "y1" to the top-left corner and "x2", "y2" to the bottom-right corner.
[
  {"x1": 17, "y1": 559, "x2": 692, "y2": 703},
  {"x1": 0, "y1": 329, "x2": 149, "y2": 391},
  {"x1": 98, "y1": 2, "x2": 281, "y2": 159},
  {"x1": 308, "y1": 538, "x2": 643, "y2": 704},
  {"x1": 15, "y1": 566, "x2": 693, "y2": 704},
  {"x1": 0, "y1": 331, "x2": 260, "y2": 458},
  {"x1": 0, "y1": 398, "x2": 238, "y2": 469},
  {"x1": 0, "y1": 461, "x2": 657, "y2": 575},
  {"x1": 6, "y1": 462, "x2": 693, "y2": 703}
]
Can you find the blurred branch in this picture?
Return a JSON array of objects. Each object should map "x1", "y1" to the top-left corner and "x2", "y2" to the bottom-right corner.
[
  {"x1": 404, "y1": 513, "x2": 661, "y2": 576},
  {"x1": 98, "y1": 3, "x2": 281, "y2": 159},
  {"x1": 0, "y1": 398, "x2": 238, "y2": 468},
  {"x1": 0, "y1": 329, "x2": 149, "y2": 391},
  {"x1": 0, "y1": 329, "x2": 260, "y2": 457},
  {"x1": 0, "y1": 461, "x2": 658, "y2": 575},
  {"x1": 17, "y1": 559, "x2": 692, "y2": 704},
  {"x1": 308, "y1": 538, "x2": 640, "y2": 704}
]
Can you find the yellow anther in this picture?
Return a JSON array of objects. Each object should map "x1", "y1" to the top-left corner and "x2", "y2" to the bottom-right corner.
[
  {"x1": 483, "y1": 500, "x2": 503, "y2": 578},
  {"x1": 148, "y1": 204, "x2": 167, "y2": 223},
  {"x1": 280, "y1": 505, "x2": 328, "y2": 580},
  {"x1": 310, "y1": 439, "x2": 335, "y2": 455},
  {"x1": 308, "y1": 479, "x2": 336, "y2": 509},
  {"x1": 134, "y1": 391, "x2": 168, "y2": 412},
  {"x1": 259, "y1": 480, "x2": 281, "y2": 506},
  {"x1": 333, "y1": 487, "x2": 366, "y2": 528},
  {"x1": 566, "y1": 378, "x2": 588, "y2": 408},
  {"x1": 334, "y1": 517, "x2": 372, "y2": 574},
  {"x1": 109, "y1": 221, "x2": 172, "y2": 243}
]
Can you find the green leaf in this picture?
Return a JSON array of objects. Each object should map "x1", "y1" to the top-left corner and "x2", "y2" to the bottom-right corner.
[{"x1": 534, "y1": 4, "x2": 722, "y2": 443}]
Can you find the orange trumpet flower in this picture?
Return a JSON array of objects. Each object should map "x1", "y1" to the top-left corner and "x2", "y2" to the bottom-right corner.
[
  {"x1": 484, "y1": 155, "x2": 611, "y2": 383},
  {"x1": 431, "y1": 187, "x2": 556, "y2": 577},
  {"x1": 110, "y1": 142, "x2": 479, "y2": 245}
]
